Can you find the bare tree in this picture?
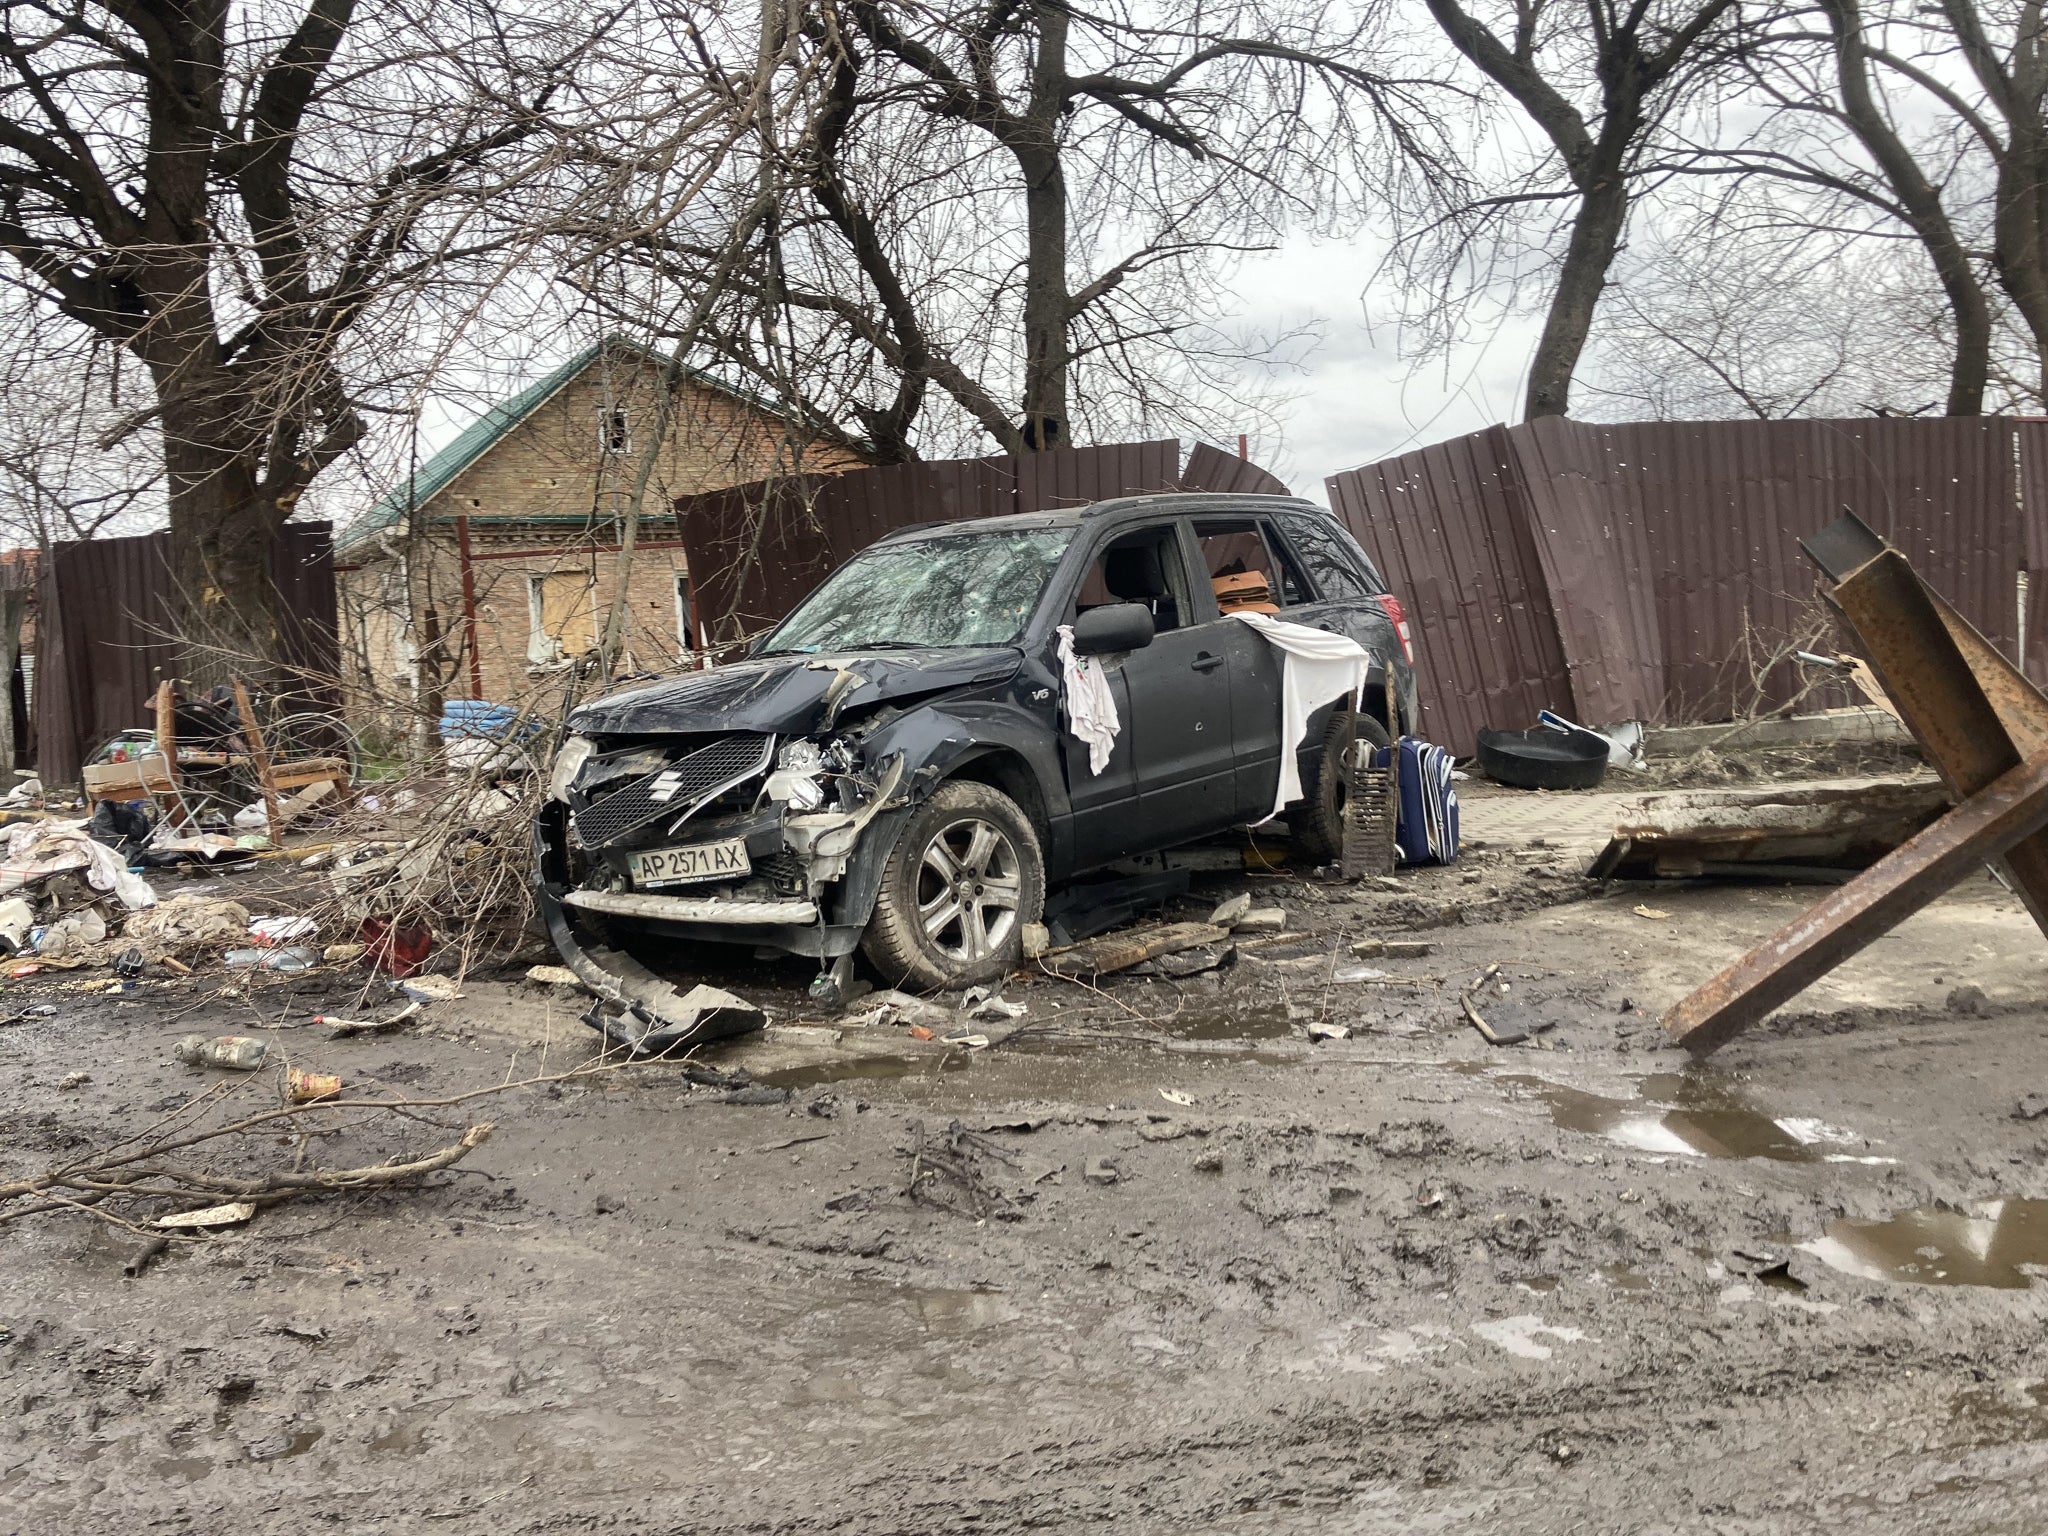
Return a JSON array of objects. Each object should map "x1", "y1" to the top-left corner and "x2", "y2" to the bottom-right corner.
[
  {"x1": 596, "y1": 0, "x2": 1462, "y2": 461},
  {"x1": 0, "y1": 0, "x2": 591, "y2": 681},
  {"x1": 1411, "y1": 0, "x2": 1746, "y2": 421}
]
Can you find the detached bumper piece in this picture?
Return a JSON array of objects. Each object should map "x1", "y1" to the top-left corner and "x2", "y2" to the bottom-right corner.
[{"x1": 541, "y1": 890, "x2": 765, "y2": 1054}]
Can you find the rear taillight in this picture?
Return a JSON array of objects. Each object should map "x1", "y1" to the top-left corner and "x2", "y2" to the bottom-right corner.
[{"x1": 1377, "y1": 594, "x2": 1414, "y2": 664}]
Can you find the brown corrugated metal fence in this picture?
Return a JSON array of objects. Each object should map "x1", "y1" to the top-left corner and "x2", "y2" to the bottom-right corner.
[
  {"x1": 34, "y1": 523, "x2": 340, "y2": 787},
  {"x1": 679, "y1": 439, "x2": 1285, "y2": 649},
  {"x1": 1327, "y1": 418, "x2": 2048, "y2": 756}
]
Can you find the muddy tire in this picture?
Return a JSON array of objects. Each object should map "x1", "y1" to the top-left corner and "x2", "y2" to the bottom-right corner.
[
  {"x1": 861, "y1": 779, "x2": 1045, "y2": 992},
  {"x1": 1291, "y1": 710, "x2": 1393, "y2": 866}
]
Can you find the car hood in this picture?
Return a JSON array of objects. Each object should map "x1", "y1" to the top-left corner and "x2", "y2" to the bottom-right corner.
[{"x1": 569, "y1": 646, "x2": 1023, "y2": 737}]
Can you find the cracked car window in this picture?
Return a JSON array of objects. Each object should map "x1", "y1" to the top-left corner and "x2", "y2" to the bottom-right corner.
[{"x1": 761, "y1": 528, "x2": 1076, "y2": 653}]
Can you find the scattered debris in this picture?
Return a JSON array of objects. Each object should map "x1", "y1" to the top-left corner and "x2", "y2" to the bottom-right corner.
[
  {"x1": 58, "y1": 1071, "x2": 90, "y2": 1090},
  {"x1": 858, "y1": 989, "x2": 953, "y2": 1029},
  {"x1": 322, "y1": 942, "x2": 366, "y2": 964},
  {"x1": 1021, "y1": 921, "x2": 1050, "y2": 959},
  {"x1": 524, "y1": 964, "x2": 583, "y2": 988},
  {"x1": 1159, "y1": 1089, "x2": 1194, "y2": 1106},
  {"x1": 2016, "y1": 1094, "x2": 2048, "y2": 1122},
  {"x1": 125, "y1": 895, "x2": 251, "y2": 960},
  {"x1": 122, "y1": 1236, "x2": 170, "y2": 1277},
  {"x1": 1208, "y1": 892, "x2": 1252, "y2": 926},
  {"x1": 319, "y1": 1003, "x2": 421, "y2": 1040},
  {"x1": 174, "y1": 1034, "x2": 269, "y2": 1071},
  {"x1": 36, "y1": 906, "x2": 107, "y2": 960},
  {"x1": 1231, "y1": 908, "x2": 1287, "y2": 934},
  {"x1": 248, "y1": 915, "x2": 317, "y2": 945},
  {"x1": 363, "y1": 917, "x2": 433, "y2": 978},
  {"x1": 285, "y1": 1069, "x2": 343, "y2": 1104},
  {"x1": 1350, "y1": 938, "x2": 1434, "y2": 958},
  {"x1": 1307, "y1": 1021, "x2": 1352, "y2": 1041},
  {"x1": 960, "y1": 986, "x2": 1027, "y2": 1021},
  {"x1": 1633, "y1": 905, "x2": 1671, "y2": 921},
  {"x1": 155, "y1": 1201, "x2": 257, "y2": 1230},
  {"x1": 1947, "y1": 983, "x2": 1989, "y2": 1016},
  {"x1": 1083, "y1": 1156, "x2": 1120, "y2": 1186},
  {"x1": 396, "y1": 974, "x2": 464, "y2": 1003}
]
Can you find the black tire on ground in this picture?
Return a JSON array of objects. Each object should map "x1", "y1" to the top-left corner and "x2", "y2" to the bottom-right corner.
[
  {"x1": 860, "y1": 779, "x2": 1046, "y2": 992},
  {"x1": 1291, "y1": 709, "x2": 1394, "y2": 866}
]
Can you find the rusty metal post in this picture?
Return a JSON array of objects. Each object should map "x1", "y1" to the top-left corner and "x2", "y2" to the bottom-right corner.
[{"x1": 1665, "y1": 513, "x2": 2048, "y2": 1052}]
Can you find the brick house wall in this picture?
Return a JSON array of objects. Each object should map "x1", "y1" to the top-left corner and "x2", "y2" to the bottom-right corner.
[{"x1": 339, "y1": 344, "x2": 865, "y2": 724}]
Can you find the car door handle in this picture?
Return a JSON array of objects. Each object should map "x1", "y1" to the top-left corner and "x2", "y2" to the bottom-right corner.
[{"x1": 1191, "y1": 652, "x2": 1224, "y2": 673}]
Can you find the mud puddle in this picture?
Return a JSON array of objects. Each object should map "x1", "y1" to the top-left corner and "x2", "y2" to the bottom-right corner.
[
  {"x1": 758, "y1": 1053, "x2": 973, "y2": 1090},
  {"x1": 1800, "y1": 1199, "x2": 2048, "y2": 1288},
  {"x1": 1473, "y1": 1065, "x2": 1883, "y2": 1162}
]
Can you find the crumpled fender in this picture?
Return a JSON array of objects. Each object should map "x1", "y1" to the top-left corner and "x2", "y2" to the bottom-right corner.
[{"x1": 815, "y1": 701, "x2": 1070, "y2": 930}]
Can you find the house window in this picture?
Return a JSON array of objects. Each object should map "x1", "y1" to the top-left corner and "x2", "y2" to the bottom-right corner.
[
  {"x1": 600, "y1": 407, "x2": 630, "y2": 455},
  {"x1": 527, "y1": 572, "x2": 595, "y2": 666},
  {"x1": 674, "y1": 572, "x2": 694, "y2": 652}
]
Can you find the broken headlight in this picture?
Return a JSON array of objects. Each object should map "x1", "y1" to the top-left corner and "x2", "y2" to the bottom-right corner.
[
  {"x1": 763, "y1": 738, "x2": 826, "y2": 810},
  {"x1": 547, "y1": 735, "x2": 595, "y2": 802}
]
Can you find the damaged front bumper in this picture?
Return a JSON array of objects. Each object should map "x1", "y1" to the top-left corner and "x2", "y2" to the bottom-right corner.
[{"x1": 533, "y1": 735, "x2": 910, "y2": 1052}]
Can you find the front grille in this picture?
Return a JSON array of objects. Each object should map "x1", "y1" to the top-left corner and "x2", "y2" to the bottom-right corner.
[{"x1": 573, "y1": 734, "x2": 772, "y2": 848}]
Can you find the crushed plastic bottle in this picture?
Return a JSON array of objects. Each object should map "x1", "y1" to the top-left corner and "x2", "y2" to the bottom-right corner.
[{"x1": 174, "y1": 1034, "x2": 269, "y2": 1071}]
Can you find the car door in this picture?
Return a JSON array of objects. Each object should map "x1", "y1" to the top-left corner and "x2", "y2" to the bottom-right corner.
[{"x1": 1065, "y1": 519, "x2": 1238, "y2": 854}]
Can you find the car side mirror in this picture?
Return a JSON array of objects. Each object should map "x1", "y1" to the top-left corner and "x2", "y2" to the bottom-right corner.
[{"x1": 1072, "y1": 602, "x2": 1154, "y2": 656}]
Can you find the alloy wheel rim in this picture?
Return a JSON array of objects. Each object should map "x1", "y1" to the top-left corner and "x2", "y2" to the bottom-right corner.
[{"x1": 915, "y1": 815, "x2": 1023, "y2": 964}]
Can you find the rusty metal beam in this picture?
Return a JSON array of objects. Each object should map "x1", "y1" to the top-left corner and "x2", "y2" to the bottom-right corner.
[
  {"x1": 1664, "y1": 748, "x2": 2048, "y2": 1053},
  {"x1": 1664, "y1": 512, "x2": 2048, "y2": 1052}
]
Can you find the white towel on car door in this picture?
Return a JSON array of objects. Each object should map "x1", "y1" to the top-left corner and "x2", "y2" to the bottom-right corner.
[
  {"x1": 1055, "y1": 623, "x2": 1120, "y2": 775},
  {"x1": 1231, "y1": 612, "x2": 1371, "y2": 818}
]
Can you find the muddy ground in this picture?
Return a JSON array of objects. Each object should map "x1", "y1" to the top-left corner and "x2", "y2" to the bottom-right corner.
[{"x1": 5, "y1": 781, "x2": 2048, "y2": 1535}]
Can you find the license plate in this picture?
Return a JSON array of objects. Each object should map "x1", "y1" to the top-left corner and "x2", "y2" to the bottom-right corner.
[{"x1": 628, "y1": 837, "x2": 751, "y2": 888}]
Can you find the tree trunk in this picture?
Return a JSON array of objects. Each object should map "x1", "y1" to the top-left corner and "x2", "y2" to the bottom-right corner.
[
  {"x1": 1991, "y1": 114, "x2": 2048, "y2": 398},
  {"x1": 160, "y1": 407, "x2": 290, "y2": 691},
  {"x1": 1018, "y1": 2, "x2": 1072, "y2": 449},
  {"x1": 1524, "y1": 164, "x2": 1632, "y2": 420},
  {"x1": 1825, "y1": 0, "x2": 1990, "y2": 414}
]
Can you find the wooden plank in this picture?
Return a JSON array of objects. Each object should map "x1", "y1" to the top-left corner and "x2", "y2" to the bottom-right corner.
[{"x1": 1042, "y1": 921, "x2": 1230, "y2": 978}]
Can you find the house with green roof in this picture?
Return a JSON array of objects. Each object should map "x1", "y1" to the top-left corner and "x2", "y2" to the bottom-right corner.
[{"x1": 339, "y1": 339, "x2": 867, "y2": 711}]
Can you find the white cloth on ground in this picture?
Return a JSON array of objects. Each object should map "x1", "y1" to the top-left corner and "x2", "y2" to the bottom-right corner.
[
  {"x1": 0, "y1": 819, "x2": 157, "y2": 909},
  {"x1": 1055, "y1": 623, "x2": 1121, "y2": 775},
  {"x1": 1230, "y1": 611, "x2": 1372, "y2": 819}
]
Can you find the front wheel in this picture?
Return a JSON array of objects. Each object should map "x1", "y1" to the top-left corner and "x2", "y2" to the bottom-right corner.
[
  {"x1": 861, "y1": 780, "x2": 1045, "y2": 992},
  {"x1": 1292, "y1": 709, "x2": 1393, "y2": 866}
]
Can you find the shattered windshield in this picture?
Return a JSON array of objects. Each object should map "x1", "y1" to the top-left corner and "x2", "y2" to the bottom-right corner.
[{"x1": 760, "y1": 528, "x2": 1075, "y2": 654}]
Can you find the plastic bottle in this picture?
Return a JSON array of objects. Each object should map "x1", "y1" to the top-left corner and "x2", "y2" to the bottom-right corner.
[{"x1": 174, "y1": 1034, "x2": 269, "y2": 1071}]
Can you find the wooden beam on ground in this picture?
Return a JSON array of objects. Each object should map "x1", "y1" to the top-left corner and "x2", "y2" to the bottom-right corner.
[{"x1": 1042, "y1": 921, "x2": 1230, "y2": 979}]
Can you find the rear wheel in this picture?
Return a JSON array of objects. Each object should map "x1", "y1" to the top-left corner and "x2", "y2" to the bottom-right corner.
[
  {"x1": 861, "y1": 780, "x2": 1045, "y2": 991},
  {"x1": 1292, "y1": 709, "x2": 1393, "y2": 866}
]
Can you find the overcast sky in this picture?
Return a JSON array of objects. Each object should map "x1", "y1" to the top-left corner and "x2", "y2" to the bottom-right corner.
[{"x1": 1225, "y1": 231, "x2": 1543, "y2": 503}]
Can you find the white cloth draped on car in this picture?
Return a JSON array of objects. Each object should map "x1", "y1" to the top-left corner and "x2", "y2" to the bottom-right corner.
[
  {"x1": 1055, "y1": 623, "x2": 1121, "y2": 775},
  {"x1": 1230, "y1": 612, "x2": 1372, "y2": 819}
]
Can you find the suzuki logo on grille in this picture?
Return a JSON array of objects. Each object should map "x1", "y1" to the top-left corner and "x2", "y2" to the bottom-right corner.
[{"x1": 647, "y1": 770, "x2": 686, "y2": 803}]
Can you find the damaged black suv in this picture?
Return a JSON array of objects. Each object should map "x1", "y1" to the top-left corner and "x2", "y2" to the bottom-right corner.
[{"x1": 536, "y1": 492, "x2": 1419, "y2": 1046}]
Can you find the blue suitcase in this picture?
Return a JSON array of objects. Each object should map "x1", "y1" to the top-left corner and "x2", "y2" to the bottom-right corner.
[{"x1": 1375, "y1": 737, "x2": 1460, "y2": 866}]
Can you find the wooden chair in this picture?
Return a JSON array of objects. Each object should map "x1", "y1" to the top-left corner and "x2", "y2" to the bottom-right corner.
[{"x1": 230, "y1": 679, "x2": 350, "y2": 832}]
